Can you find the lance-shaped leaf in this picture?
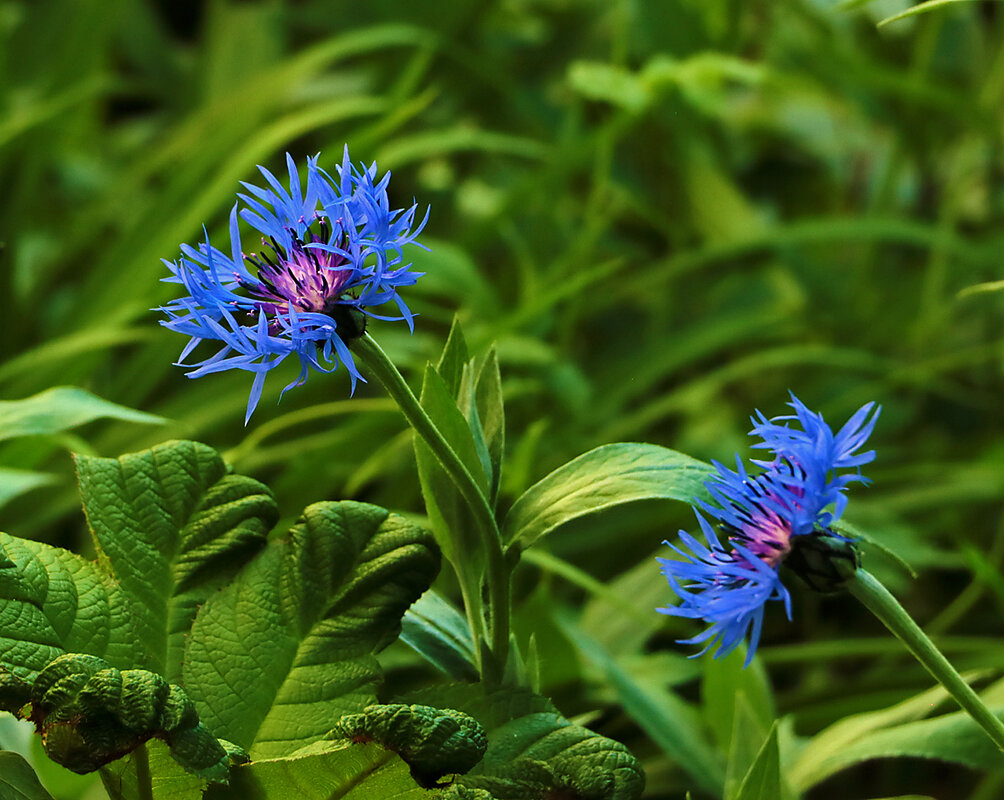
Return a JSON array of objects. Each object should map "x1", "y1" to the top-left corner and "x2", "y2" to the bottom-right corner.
[
  {"x1": 182, "y1": 501, "x2": 440, "y2": 760},
  {"x1": 0, "y1": 440, "x2": 277, "y2": 683},
  {"x1": 501, "y1": 443, "x2": 712, "y2": 550},
  {"x1": 0, "y1": 387, "x2": 165, "y2": 444}
]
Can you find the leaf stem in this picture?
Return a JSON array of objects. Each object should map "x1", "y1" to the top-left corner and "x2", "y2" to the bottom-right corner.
[
  {"x1": 849, "y1": 568, "x2": 1004, "y2": 751},
  {"x1": 353, "y1": 333, "x2": 510, "y2": 678},
  {"x1": 134, "y1": 742, "x2": 155, "y2": 800}
]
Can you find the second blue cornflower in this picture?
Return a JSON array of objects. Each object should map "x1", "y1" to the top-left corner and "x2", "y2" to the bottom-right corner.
[{"x1": 658, "y1": 394, "x2": 880, "y2": 665}]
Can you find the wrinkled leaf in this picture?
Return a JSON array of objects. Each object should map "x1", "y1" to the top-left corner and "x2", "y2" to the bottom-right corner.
[{"x1": 183, "y1": 501, "x2": 439, "y2": 760}]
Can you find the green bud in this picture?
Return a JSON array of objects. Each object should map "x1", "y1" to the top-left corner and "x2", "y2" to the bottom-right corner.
[{"x1": 785, "y1": 530, "x2": 861, "y2": 593}]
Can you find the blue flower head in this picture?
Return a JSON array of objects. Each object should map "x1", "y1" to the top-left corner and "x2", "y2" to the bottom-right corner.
[
  {"x1": 658, "y1": 394, "x2": 880, "y2": 666},
  {"x1": 159, "y1": 148, "x2": 428, "y2": 422}
]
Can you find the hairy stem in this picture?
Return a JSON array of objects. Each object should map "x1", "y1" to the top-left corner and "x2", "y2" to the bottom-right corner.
[
  {"x1": 353, "y1": 333, "x2": 510, "y2": 678},
  {"x1": 849, "y1": 568, "x2": 1004, "y2": 751}
]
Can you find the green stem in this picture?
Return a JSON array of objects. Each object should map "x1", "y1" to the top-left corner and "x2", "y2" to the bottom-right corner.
[
  {"x1": 849, "y1": 569, "x2": 1004, "y2": 751},
  {"x1": 134, "y1": 742, "x2": 155, "y2": 800},
  {"x1": 353, "y1": 333, "x2": 511, "y2": 677}
]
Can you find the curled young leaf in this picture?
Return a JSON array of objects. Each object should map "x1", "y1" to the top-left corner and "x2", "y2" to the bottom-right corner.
[
  {"x1": 326, "y1": 703, "x2": 487, "y2": 786},
  {"x1": 0, "y1": 653, "x2": 245, "y2": 784}
]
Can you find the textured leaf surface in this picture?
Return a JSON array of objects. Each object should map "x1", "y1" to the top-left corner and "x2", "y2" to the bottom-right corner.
[
  {"x1": 183, "y1": 501, "x2": 439, "y2": 759},
  {"x1": 0, "y1": 654, "x2": 241, "y2": 782},
  {"x1": 501, "y1": 443, "x2": 713, "y2": 548},
  {"x1": 0, "y1": 533, "x2": 144, "y2": 680},
  {"x1": 75, "y1": 441, "x2": 277, "y2": 680},
  {"x1": 0, "y1": 387, "x2": 164, "y2": 443},
  {"x1": 325, "y1": 704, "x2": 486, "y2": 786},
  {"x1": 0, "y1": 751, "x2": 57, "y2": 800}
]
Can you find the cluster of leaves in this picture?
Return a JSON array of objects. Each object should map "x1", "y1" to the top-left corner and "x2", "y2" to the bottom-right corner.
[
  {"x1": 0, "y1": 439, "x2": 657, "y2": 799},
  {"x1": 4, "y1": 0, "x2": 1004, "y2": 798}
]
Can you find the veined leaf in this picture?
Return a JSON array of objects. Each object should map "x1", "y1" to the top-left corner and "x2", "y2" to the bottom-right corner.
[
  {"x1": 0, "y1": 441, "x2": 276, "y2": 682},
  {"x1": 183, "y1": 501, "x2": 439, "y2": 759},
  {"x1": 0, "y1": 654, "x2": 243, "y2": 783},
  {"x1": 501, "y1": 442, "x2": 712, "y2": 550},
  {"x1": 74, "y1": 441, "x2": 277, "y2": 681}
]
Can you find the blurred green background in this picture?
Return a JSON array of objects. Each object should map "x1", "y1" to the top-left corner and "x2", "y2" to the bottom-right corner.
[{"x1": 2, "y1": 0, "x2": 1004, "y2": 797}]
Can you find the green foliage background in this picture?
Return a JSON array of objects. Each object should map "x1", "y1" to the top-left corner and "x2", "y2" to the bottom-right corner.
[{"x1": 2, "y1": 0, "x2": 1004, "y2": 797}]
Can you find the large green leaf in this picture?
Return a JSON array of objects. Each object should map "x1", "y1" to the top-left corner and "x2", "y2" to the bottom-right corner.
[
  {"x1": 501, "y1": 443, "x2": 713, "y2": 549},
  {"x1": 182, "y1": 501, "x2": 439, "y2": 760},
  {"x1": 0, "y1": 752, "x2": 56, "y2": 800},
  {"x1": 74, "y1": 441, "x2": 277, "y2": 681},
  {"x1": 0, "y1": 441, "x2": 276, "y2": 683},
  {"x1": 0, "y1": 387, "x2": 165, "y2": 443}
]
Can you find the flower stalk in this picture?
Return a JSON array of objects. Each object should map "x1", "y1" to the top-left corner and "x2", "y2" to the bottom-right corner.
[
  {"x1": 352, "y1": 332, "x2": 511, "y2": 680},
  {"x1": 848, "y1": 568, "x2": 1004, "y2": 752}
]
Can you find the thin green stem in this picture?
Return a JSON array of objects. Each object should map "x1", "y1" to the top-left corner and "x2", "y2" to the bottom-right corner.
[
  {"x1": 849, "y1": 569, "x2": 1004, "y2": 751},
  {"x1": 352, "y1": 333, "x2": 511, "y2": 677},
  {"x1": 134, "y1": 742, "x2": 155, "y2": 800}
]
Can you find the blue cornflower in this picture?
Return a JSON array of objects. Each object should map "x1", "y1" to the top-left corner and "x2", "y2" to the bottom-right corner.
[
  {"x1": 160, "y1": 148, "x2": 427, "y2": 422},
  {"x1": 658, "y1": 394, "x2": 880, "y2": 665}
]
